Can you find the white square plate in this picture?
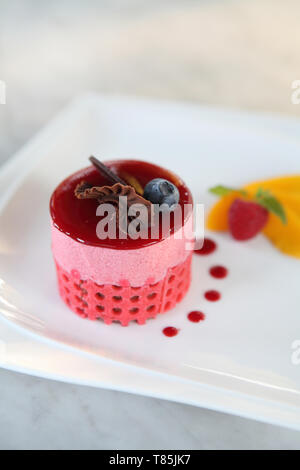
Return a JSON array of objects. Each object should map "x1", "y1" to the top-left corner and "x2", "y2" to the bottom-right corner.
[{"x1": 1, "y1": 94, "x2": 300, "y2": 429}]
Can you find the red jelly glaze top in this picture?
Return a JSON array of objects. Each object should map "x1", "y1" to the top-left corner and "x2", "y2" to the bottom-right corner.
[
  {"x1": 50, "y1": 160, "x2": 193, "y2": 250},
  {"x1": 194, "y1": 238, "x2": 217, "y2": 255}
]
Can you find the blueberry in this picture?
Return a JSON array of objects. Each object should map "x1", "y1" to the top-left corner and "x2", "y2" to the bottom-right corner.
[{"x1": 143, "y1": 178, "x2": 180, "y2": 207}]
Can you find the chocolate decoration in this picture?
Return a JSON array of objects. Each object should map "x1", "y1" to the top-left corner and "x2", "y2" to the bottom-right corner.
[
  {"x1": 75, "y1": 182, "x2": 153, "y2": 232},
  {"x1": 74, "y1": 180, "x2": 93, "y2": 195},
  {"x1": 75, "y1": 182, "x2": 150, "y2": 206},
  {"x1": 89, "y1": 156, "x2": 127, "y2": 185}
]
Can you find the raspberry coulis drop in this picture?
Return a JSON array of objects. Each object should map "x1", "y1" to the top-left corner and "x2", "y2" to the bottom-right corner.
[
  {"x1": 204, "y1": 290, "x2": 221, "y2": 301},
  {"x1": 194, "y1": 238, "x2": 217, "y2": 255},
  {"x1": 187, "y1": 311, "x2": 206, "y2": 323},
  {"x1": 163, "y1": 327, "x2": 179, "y2": 337},
  {"x1": 209, "y1": 265, "x2": 228, "y2": 279}
]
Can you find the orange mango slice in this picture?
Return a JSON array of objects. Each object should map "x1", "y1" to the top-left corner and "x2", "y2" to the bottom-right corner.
[
  {"x1": 246, "y1": 175, "x2": 300, "y2": 195},
  {"x1": 263, "y1": 206, "x2": 300, "y2": 258}
]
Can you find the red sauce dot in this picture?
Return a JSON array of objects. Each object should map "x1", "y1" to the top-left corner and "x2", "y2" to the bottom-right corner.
[
  {"x1": 209, "y1": 265, "x2": 228, "y2": 279},
  {"x1": 204, "y1": 290, "x2": 221, "y2": 301},
  {"x1": 163, "y1": 327, "x2": 179, "y2": 337},
  {"x1": 194, "y1": 238, "x2": 217, "y2": 256},
  {"x1": 187, "y1": 311, "x2": 206, "y2": 323}
]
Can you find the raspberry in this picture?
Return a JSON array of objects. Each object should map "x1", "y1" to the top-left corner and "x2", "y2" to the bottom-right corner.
[{"x1": 229, "y1": 198, "x2": 269, "y2": 241}]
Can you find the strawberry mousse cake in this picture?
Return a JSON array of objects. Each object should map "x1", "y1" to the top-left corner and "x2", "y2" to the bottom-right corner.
[{"x1": 50, "y1": 158, "x2": 194, "y2": 326}]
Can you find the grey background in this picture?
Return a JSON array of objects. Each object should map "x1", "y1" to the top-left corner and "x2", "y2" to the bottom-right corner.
[{"x1": 0, "y1": 0, "x2": 300, "y2": 449}]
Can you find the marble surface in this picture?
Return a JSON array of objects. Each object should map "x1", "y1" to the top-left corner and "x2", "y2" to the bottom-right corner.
[
  {"x1": 0, "y1": 0, "x2": 300, "y2": 450},
  {"x1": 0, "y1": 368, "x2": 300, "y2": 450}
]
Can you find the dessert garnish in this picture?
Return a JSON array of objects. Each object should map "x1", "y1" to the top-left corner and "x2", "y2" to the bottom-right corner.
[
  {"x1": 162, "y1": 326, "x2": 179, "y2": 337},
  {"x1": 187, "y1": 311, "x2": 206, "y2": 322},
  {"x1": 209, "y1": 265, "x2": 228, "y2": 279},
  {"x1": 228, "y1": 198, "x2": 269, "y2": 241},
  {"x1": 210, "y1": 185, "x2": 286, "y2": 225},
  {"x1": 207, "y1": 175, "x2": 300, "y2": 258},
  {"x1": 194, "y1": 238, "x2": 217, "y2": 255},
  {"x1": 74, "y1": 181, "x2": 153, "y2": 233},
  {"x1": 67, "y1": 158, "x2": 187, "y2": 244},
  {"x1": 90, "y1": 157, "x2": 180, "y2": 209},
  {"x1": 89, "y1": 156, "x2": 127, "y2": 185},
  {"x1": 209, "y1": 184, "x2": 286, "y2": 240},
  {"x1": 204, "y1": 290, "x2": 221, "y2": 301},
  {"x1": 76, "y1": 157, "x2": 156, "y2": 232},
  {"x1": 75, "y1": 181, "x2": 151, "y2": 209},
  {"x1": 118, "y1": 171, "x2": 144, "y2": 195},
  {"x1": 143, "y1": 178, "x2": 180, "y2": 206}
]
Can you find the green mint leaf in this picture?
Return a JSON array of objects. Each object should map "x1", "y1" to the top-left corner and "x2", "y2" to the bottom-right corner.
[
  {"x1": 255, "y1": 188, "x2": 287, "y2": 224},
  {"x1": 209, "y1": 185, "x2": 247, "y2": 197}
]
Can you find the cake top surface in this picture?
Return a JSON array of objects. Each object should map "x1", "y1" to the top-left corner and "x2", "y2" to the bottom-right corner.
[{"x1": 50, "y1": 159, "x2": 193, "y2": 249}]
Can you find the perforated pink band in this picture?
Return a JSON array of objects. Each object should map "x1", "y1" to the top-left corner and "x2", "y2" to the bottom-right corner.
[{"x1": 55, "y1": 254, "x2": 192, "y2": 326}]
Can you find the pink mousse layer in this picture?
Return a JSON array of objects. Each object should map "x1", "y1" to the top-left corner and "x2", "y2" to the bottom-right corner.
[{"x1": 51, "y1": 214, "x2": 194, "y2": 287}]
